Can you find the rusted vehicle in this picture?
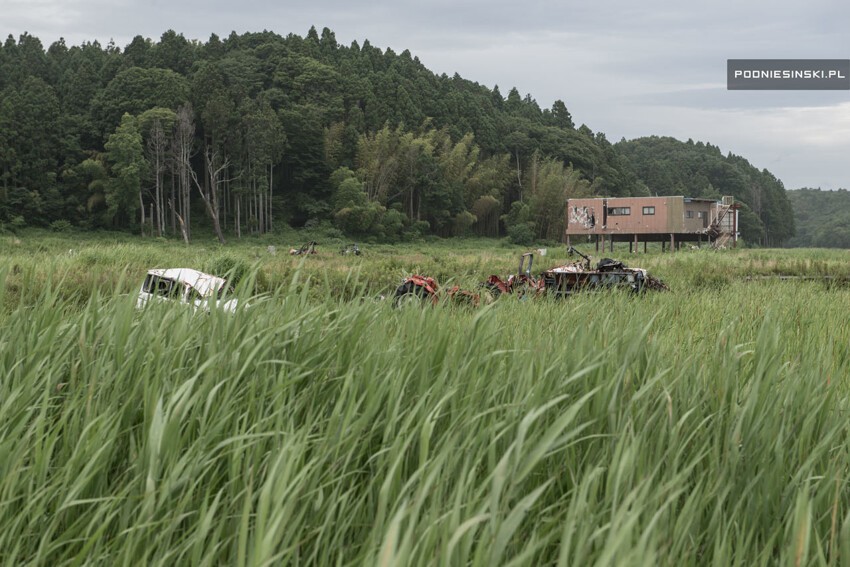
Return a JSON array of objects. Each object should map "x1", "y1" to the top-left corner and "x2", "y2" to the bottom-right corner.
[
  {"x1": 393, "y1": 247, "x2": 667, "y2": 306},
  {"x1": 393, "y1": 275, "x2": 481, "y2": 307},
  {"x1": 535, "y1": 247, "x2": 669, "y2": 297},
  {"x1": 136, "y1": 268, "x2": 238, "y2": 312},
  {"x1": 481, "y1": 252, "x2": 545, "y2": 297}
]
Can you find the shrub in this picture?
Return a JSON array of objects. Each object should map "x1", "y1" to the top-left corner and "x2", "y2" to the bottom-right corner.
[
  {"x1": 453, "y1": 210, "x2": 477, "y2": 237},
  {"x1": 404, "y1": 220, "x2": 430, "y2": 241},
  {"x1": 50, "y1": 220, "x2": 73, "y2": 232},
  {"x1": 9, "y1": 216, "x2": 26, "y2": 232},
  {"x1": 507, "y1": 222, "x2": 536, "y2": 246}
]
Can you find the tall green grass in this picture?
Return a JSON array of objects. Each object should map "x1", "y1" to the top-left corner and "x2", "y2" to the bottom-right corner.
[
  {"x1": 1, "y1": 257, "x2": 850, "y2": 565},
  {"x1": 4, "y1": 230, "x2": 850, "y2": 310}
]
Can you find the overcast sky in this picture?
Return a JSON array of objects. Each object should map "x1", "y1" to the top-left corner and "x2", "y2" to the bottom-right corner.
[{"x1": 4, "y1": 0, "x2": 849, "y2": 189}]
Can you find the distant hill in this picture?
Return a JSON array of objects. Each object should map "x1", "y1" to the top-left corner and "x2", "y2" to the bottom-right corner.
[{"x1": 785, "y1": 188, "x2": 850, "y2": 248}]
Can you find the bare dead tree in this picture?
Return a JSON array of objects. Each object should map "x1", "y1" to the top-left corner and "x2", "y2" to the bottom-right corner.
[
  {"x1": 168, "y1": 199, "x2": 189, "y2": 245},
  {"x1": 235, "y1": 191, "x2": 241, "y2": 239},
  {"x1": 139, "y1": 188, "x2": 145, "y2": 237},
  {"x1": 169, "y1": 169, "x2": 176, "y2": 235},
  {"x1": 190, "y1": 146, "x2": 232, "y2": 244},
  {"x1": 173, "y1": 104, "x2": 196, "y2": 242},
  {"x1": 146, "y1": 119, "x2": 169, "y2": 236},
  {"x1": 268, "y1": 163, "x2": 273, "y2": 232}
]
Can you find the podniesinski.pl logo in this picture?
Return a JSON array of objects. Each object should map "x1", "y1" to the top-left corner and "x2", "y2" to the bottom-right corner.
[
  {"x1": 727, "y1": 59, "x2": 850, "y2": 90},
  {"x1": 736, "y1": 70, "x2": 846, "y2": 79}
]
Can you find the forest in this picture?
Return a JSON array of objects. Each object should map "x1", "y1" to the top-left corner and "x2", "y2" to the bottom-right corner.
[
  {"x1": 0, "y1": 28, "x2": 794, "y2": 245},
  {"x1": 616, "y1": 136, "x2": 795, "y2": 247},
  {"x1": 784, "y1": 188, "x2": 850, "y2": 248}
]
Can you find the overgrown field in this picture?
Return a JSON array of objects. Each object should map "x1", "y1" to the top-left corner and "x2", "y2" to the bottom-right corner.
[
  {"x1": 2, "y1": 231, "x2": 850, "y2": 565},
  {"x1": 4, "y1": 229, "x2": 850, "y2": 306}
]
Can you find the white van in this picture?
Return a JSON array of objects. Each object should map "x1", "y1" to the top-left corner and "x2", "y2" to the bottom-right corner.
[{"x1": 136, "y1": 268, "x2": 238, "y2": 312}]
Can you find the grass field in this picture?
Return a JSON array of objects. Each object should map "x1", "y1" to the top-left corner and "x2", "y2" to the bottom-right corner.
[{"x1": 2, "y1": 229, "x2": 850, "y2": 565}]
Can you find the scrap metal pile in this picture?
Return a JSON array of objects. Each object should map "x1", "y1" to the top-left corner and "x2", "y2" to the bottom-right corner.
[{"x1": 393, "y1": 246, "x2": 669, "y2": 307}]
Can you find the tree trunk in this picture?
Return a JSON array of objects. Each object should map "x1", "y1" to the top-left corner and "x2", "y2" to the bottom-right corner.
[
  {"x1": 236, "y1": 195, "x2": 241, "y2": 239},
  {"x1": 170, "y1": 174, "x2": 176, "y2": 235},
  {"x1": 268, "y1": 163, "x2": 273, "y2": 232},
  {"x1": 139, "y1": 189, "x2": 145, "y2": 236},
  {"x1": 170, "y1": 200, "x2": 189, "y2": 245},
  {"x1": 515, "y1": 148, "x2": 523, "y2": 201},
  {"x1": 259, "y1": 193, "x2": 265, "y2": 234},
  {"x1": 190, "y1": 146, "x2": 228, "y2": 244}
]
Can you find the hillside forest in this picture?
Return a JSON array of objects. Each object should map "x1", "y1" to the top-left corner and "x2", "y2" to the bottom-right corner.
[
  {"x1": 784, "y1": 188, "x2": 850, "y2": 248},
  {"x1": 0, "y1": 28, "x2": 795, "y2": 245}
]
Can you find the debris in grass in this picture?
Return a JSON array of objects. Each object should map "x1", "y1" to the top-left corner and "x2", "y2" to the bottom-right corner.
[{"x1": 290, "y1": 241, "x2": 318, "y2": 255}]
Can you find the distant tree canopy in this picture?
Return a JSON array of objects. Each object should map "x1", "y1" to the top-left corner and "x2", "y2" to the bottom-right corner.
[
  {"x1": 616, "y1": 136, "x2": 795, "y2": 246},
  {"x1": 784, "y1": 188, "x2": 850, "y2": 248},
  {"x1": 0, "y1": 29, "x2": 795, "y2": 245}
]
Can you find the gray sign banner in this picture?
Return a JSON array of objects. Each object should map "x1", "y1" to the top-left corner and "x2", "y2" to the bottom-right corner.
[{"x1": 727, "y1": 59, "x2": 850, "y2": 90}]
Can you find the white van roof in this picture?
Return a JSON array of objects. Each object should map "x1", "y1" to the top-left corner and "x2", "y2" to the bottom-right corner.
[{"x1": 146, "y1": 268, "x2": 228, "y2": 297}]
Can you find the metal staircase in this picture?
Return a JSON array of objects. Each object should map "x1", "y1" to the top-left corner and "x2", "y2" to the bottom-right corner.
[{"x1": 708, "y1": 200, "x2": 736, "y2": 249}]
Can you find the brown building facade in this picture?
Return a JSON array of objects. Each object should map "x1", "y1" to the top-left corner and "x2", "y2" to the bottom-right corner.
[{"x1": 566, "y1": 196, "x2": 738, "y2": 251}]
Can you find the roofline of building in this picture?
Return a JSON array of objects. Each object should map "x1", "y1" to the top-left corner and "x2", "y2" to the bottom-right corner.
[{"x1": 567, "y1": 195, "x2": 722, "y2": 202}]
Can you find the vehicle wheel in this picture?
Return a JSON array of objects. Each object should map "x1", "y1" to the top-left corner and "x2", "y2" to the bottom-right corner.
[{"x1": 393, "y1": 281, "x2": 431, "y2": 308}]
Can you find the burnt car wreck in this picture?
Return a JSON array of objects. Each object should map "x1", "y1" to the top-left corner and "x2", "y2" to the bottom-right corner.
[
  {"x1": 393, "y1": 247, "x2": 668, "y2": 306},
  {"x1": 538, "y1": 247, "x2": 670, "y2": 297}
]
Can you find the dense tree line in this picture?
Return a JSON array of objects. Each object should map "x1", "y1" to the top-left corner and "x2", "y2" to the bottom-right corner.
[
  {"x1": 783, "y1": 188, "x2": 850, "y2": 248},
  {"x1": 0, "y1": 29, "x2": 794, "y2": 244},
  {"x1": 616, "y1": 136, "x2": 795, "y2": 246}
]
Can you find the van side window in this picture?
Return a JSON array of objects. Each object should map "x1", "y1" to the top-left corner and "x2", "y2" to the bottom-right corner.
[
  {"x1": 168, "y1": 282, "x2": 185, "y2": 299},
  {"x1": 154, "y1": 277, "x2": 172, "y2": 297},
  {"x1": 143, "y1": 274, "x2": 156, "y2": 293}
]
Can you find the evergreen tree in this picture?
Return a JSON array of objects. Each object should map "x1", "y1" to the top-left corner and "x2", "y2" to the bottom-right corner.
[{"x1": 104, "y1": 113, "x2": 145, "y2": 229}]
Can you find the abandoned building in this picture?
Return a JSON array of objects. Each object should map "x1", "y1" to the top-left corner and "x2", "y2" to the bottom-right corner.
[{"x1": 565, "y1": 196, "x2": 739, "y2": 252}]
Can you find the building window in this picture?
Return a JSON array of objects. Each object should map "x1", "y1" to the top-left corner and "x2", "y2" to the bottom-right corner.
[
  {"x1": 696, "y1": 211, "x2": 707, "y2": 219},
  {"x1": 685, "y1": 210, "x2": 695, "y2": 219},
  {"x1": 642, "y1": 206, "x2": 655, "y2": 215},
  {"x1": 607, "y1": 207, "x2": 631, "y2": 216}
]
